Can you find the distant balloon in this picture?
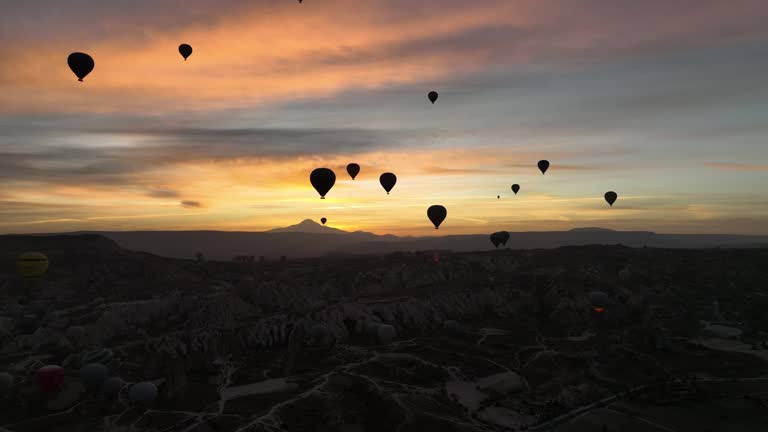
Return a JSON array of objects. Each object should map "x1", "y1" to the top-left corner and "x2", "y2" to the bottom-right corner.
[
  {"x1": 178, "y1": 44, "x2": 193, "y2": 61},
  {"x1": 604, "y1": 191, "x2": 618, "y2": 207},
  {"x1": 497, "y1": 195, "x2": 500, "y2": 199},
  {"x1": 511, "y1": 184, "x2": 520, "y2": 195},
  {"x1": 129, "y1": 382, "x2": 158, "y2": 406},
  {"x1": 346, "y1": 163, "x2": 360, "y2": 180},
  {"x1": 320, "y1": 217, "x2": 327, "y2": 225},
  {"x1": 379, "y1": 172, "x2": 397, "y2": 194},
  {"x1": 427, "y1": 205, "x2": 447, "y2": 229},
  {"x1": 310, "y1": 168, "x2": 336, "y2": 199},
  {"x1": 80, "y1": 363, "x2": 109, "y2": 392},
  {"x1": 428, "y1": 91, "x2": 439, "y2": 104},
  {"x1": 102, "y1": 376, "x2": 125, "y2": 399},
  {"x1": 0, "y1": 372, "x2": 13, "y2": 393},
  {"x1": 377, "y1": 324, "x2": 397, "y2": 344},
  {"x1": 499, "y1": 231, "x2": 510, "y2": 246},
  {"x1": 538, "y1": 160, "x2": 550, "y2": 175},
  {"x1": 490, "y1": 232, "x2": 502, "y2": 248},
  {"x1": 37, "y1": 365, "x2": 64, "y2": 394},
  {"x1": 67, "y1": 52, "x2": 94, "y2": 82},
  {"x1": 16, "y1": 252, "x2": 49, "y2": 279}
]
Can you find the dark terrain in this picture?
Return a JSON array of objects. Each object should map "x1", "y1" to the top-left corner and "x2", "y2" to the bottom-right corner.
[
  {"x1": 0, "y1": 234, "x2": 767, "y2": 431},
  {"x1": 59, "y1": 220, "x2": 768, "y2": 260}
]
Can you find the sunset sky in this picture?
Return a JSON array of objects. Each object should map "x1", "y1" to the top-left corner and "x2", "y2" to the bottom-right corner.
[{"x1": 1, "y1": 0, "x2": 767, "y2": 236}]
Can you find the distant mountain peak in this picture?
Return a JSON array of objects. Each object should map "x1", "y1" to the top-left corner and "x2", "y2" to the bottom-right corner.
[{"x1": 268, "y1": 219, "x2": 346, "y2": 234}]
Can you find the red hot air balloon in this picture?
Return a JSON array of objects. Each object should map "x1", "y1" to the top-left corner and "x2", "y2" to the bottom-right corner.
[{"x1": 37, "y1": 365, "x2": 65, "y2": 394}]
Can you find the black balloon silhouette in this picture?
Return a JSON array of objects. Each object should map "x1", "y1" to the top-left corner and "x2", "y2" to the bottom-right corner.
[
  {"x1": 511, "y1": 184, "x2": 520, "y2": 195},
  {"x1": 604, "y1": 191, "x2": 618, "y2": 206},
  {"x1": 499, "y1": 231, "x2": 510, "y2": 245},
  {"x1": 310, "y1": 168, "x2": 336, "y2": 199},
  {"x1": 538, "y1": 160, "x2": 550, "y2": 174},
  {"x1": 320, "y1": 217, "x2": 327, "y2": 225},
  {"x1": 428, "y1": 91, "x2": 438, "y2": 104},
  {"x1": 490, "y1": 232, "x2": 502, "y2": 248},
  {"x1": 427, "y1": 205, "x2": 447, "y2": 229},
  {"x1": 497, "y1": 195, "x2": 500, "y2": 199},
  {"x1": 67, "y1": 52, "x2": 94, "y2": 82},
  {"x1": 179, "y1": 44, "x2": 193, "y2": 61},
  {"x1": 379, "y1": 173, "x2": 397, "y2": 194},
  {"x1": 347, "y1": 163, "x2": 360, "y2": 180}
]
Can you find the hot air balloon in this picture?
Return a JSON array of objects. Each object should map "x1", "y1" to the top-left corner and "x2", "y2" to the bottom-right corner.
[
  {"x1": 129, "y1": 382, "x2": 158, "y2": 406},
  {"x1": 346, "y1": 163, "x2": 360, "y2": 180},
  {"x1": 80, "y1": 363, "x2": 109, "y2": 392},
  {"x1": 178, "y1": 44, "x2": 193, "y2": 61},
  {"x1": 497, "y1": 195, "x2": 500, "y2": 199},
  {"x1": 103, "y1": 376, "x2": 125, "y2": 399},
  {"x1": 490, "y1": 232, "x2": 502, "y2": 248},
  {"x1": 511, "y1": 184, "x2": 520, "y2": 195},
  {"x1": 0, "y1": 373, "x2": 13, "y2": 393},
  {"x1": 67, "y1": 52, "x2": 94, "y2": 82},
  {"x1": 427, "y1": 205, "x2": 447, "y2": 229},
  {"x1": 499, "y1": 231, "x2": 510, "y2": 246},
  {"x1": 37, "y1": 365, "x2": 65, "y2": 394},
  {"x1": 320, "y1": 217, "x2": 327, "y2": 225},
  {"x1": 538, "y1": 160, "x2": 550, "y2": 175},
  {"x1": 16, "y1": 252, "x2": 49, "y2": 279},
  {"x1": 377, "y1": 324, "x2": 397, "y2": 344},
  {"x1": 604, "y1": 191, "x2": 617, "y2": 207},
  {"x1": 379, "y1": 172, "x2": 397, "y2": 194},
  {"x1": 428, "y1": 91, "x2": 439, "y2": 104},
  {"x1": 310, "y1": 168, "x2": 336, "y2": 199},
  {"x1": 590, "y1": 291, "x2": 609, "y2": 314}
]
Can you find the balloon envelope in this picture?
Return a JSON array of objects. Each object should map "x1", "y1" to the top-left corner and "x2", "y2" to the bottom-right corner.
[
  {"x1": 346, "y1": 163, "x2": 360, "y2": 180},
  {"x1": 129, "y1": 382, "x2": 158, "y2": 405},
  {"x1": 499, "y1": 231, "x2": 510, "y2": 246},
  {"x1": 428, "y1": 91, "x2": 439, "y2": 104},
  {"x1": 178, "y1": 43, "x2": 193, "y2": 60},
  {"x1": 511, "y1": 184, "x2": 520, "y2": 194},
  {"x1": 310, "y1": 168, "x2": 336, "y2": 199},
  {"x1": 16, "y1": 252, "x2": 49, "y2": 279},
  {"x1": 320, "y1": 217, "x2": 327, "y2": 225},
  {"x1": 427, "y1": 205, "x2": 447, "y2": 229},
  {"x1": 604, "y1": 191, "x2": 618, "y2": 206},
  {"x1": 67, "y1": 52, "x2": 94, "y2": 82},
  {"x1": 37, "y1": 365, "x2": 64, "y2": 394},
  {"x1": 538, "y1": 160, "x2": 550, "y2": 174},
  {"x1": 379, "y1": 173, "x2": 397, "y2": 194},
  {"x1": 490, "y1": 232, "x2": 502, "y2": 248}
]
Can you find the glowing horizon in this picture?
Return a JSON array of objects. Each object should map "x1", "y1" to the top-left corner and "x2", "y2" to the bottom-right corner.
[{"x1": 1, "y1": 0, "x2": 767, "y2": 236}]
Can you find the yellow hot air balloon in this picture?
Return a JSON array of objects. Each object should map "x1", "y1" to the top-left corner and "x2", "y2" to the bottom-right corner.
[{"x1": 16, "y1": 252, "x2": 49, "y2": 279}]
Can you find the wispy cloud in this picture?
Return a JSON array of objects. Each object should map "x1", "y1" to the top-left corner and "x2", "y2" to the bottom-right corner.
[
  {"x1": 181, "y1": 200, "x2": 204, "y2": 208},
  {"x1": 704, "y1": 162, "x2": 768, "y2": 172}
]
